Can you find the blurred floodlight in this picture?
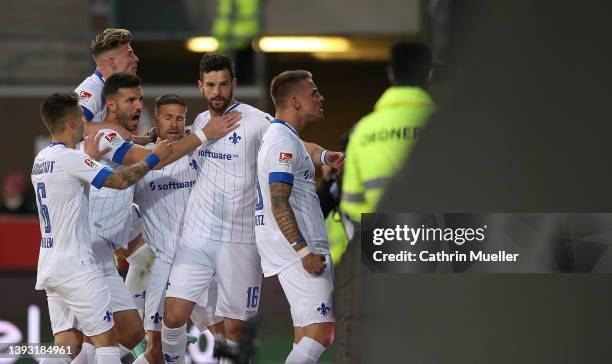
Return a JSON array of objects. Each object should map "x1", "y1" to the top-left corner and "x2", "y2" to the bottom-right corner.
[
  {"x1": 186, "y1": 37, "x2": 219, "y2": 52},
  {"x1": 257, "y1": 36, "x2": 351, "y2": 53}
]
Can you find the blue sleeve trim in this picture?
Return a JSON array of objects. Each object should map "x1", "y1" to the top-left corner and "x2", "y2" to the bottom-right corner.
[
  {"x1": 82, "y1": 106, "x2": 94, "y2": 121},
  {"x1": 269, "y1": 172, "x2": 294, "y2": 185},
  {"x1": 112, "y1": 142, "x2": 133, "y2": 164},
  {"x1": 91, "y1": 166, "x2": 113, "y2": 189}
]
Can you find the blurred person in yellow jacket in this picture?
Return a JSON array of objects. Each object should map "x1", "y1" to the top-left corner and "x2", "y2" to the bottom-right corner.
[
  {"x1": 340, "y1": 42, "x2": 435, "y2": 226},
  {"x1": 334, "y1": 42, "x2": 434, "y2": 364}
]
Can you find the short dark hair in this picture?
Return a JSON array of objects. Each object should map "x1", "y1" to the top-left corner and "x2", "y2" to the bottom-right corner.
[
  {"x1": 90, "y1": 28, "x2": 132, "y2": 58},
  {"x1": 390, "y1": 42, "x2": 432, "y2": 87},
  {"x1": 154, "y1": 94, "x2": 187, "y2": 115},
  {"x1": 102, "y1": 73, "x2": 142, "y2": 102},
  {"x1": 269, "y1": 70, "x2": 312, "y2": 108},
  {"x1": 199, "y1": 53, "x2": 235, "y2": 80},
  {"x1": 40, "y1": 91, "x2": 80, "y2": 133}
]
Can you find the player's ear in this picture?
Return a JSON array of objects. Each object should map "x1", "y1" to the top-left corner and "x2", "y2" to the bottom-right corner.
[
  {"x1": 106, "y1": 98, "x2": 116, "y2": 113},
  {"x1": 65, "y1": 114, "x2": 76, "y2": 130},
  {"x1": 152, "y1": 115, "x2": 159, "y2": 128},
  {"x1": 290, "y1": 96, "x2": 301, "y2": 111},
  {"x1": 232, "y1": 78, "x2": 238, "y2": 89},
  {"x1": 107, "y1": 55, "x2": 116, "y2": 71}
]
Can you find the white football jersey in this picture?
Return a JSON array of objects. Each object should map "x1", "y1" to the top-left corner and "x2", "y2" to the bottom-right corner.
[
  {"x1": 31, "y1": 142, "x2": 112, "y2": 289},
  {"x1": 87, "y1": 129, "x2": 136, "y2": 248},
  {"x1": 75, "y1": 70, "x2": 106, "y2": 122},
  {"x1": 181, "y1": 102, "x2": 272, "y2": 243},
  {"x1": 134, "y1": 144, "x2": 199, "y2": 263},
  {"x1": 255, "y1": 120, "x2": 329, "y2": 277}
]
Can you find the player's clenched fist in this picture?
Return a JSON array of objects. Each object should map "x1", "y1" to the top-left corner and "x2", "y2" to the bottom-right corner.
[
  {"x1": 152, "y1": 138, "x2": 173, "y2": 160},
  {"x1": 202, "y1": 110, "x2": 242, "y2": 139},
  {"x1": 325, "y1": 151, "x2": 345, "y2": 173},
  {"x1": 302, "y1": 252, "x2": 327, "y2": 275}
]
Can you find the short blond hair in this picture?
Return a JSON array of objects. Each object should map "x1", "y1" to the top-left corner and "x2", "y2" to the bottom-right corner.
[
  {"x1": 270, "y1": 70, "x2": 312, "y2": 108},
  {"x1": 90, "y1": 28, "x2": 132, "y2": 58}
]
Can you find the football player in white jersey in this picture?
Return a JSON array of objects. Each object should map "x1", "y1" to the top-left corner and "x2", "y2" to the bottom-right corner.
[
  {"x1": 75, "y1": 28, "x2": 138, "y2": 123},
  {"x1": 84, "y1": 73, "x2": 241, "y2": 362},
  {"x1": 74, "y1": 32, "x2": 153, "y2": 353},
  {"x1": 133, "y1": 94, "x2": 224, "y2": 364},
  {"x1": 33, "y1": 91, "x2": 172, "y2": 364},
  {"x1": 161, "y1": 54, "x2": 343, "y2": 363},
  {"x1": 256, "y1": 70, "x2": 339, "y2": 364},
  {"x1": 75, "y1": 28, "x2": 152, "y2": 145}
]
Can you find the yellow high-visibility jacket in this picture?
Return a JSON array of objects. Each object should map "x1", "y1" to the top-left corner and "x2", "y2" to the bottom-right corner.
[{"x1": 341, "y1": 86, "x2": 434, "y2": 222}]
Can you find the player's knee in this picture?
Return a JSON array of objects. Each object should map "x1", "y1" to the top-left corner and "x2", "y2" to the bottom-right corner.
[
  {"x1": 319, "y1": 324, "x2": 334, "y2": 348},
  {"x1": 54, "y1": 329, "x2": 83, "y2": 356},
  {"x1": 120, "y1": 326, "x2": 145, "y2": 349},
  {"x1": 307, "y1": 323, "x2": 334, "y2": 348},
  {"x1": 223, "y1": 318, "x2": 245, "y2": 341},
  {"x1": 163, "y1": 298, "x2": 191, "y2": 328}
]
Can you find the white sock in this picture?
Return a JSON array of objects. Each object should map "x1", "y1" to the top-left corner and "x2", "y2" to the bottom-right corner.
[
  {"x1": 119, "y1": 343, "x2": 132, "y2": 356},
  {"x1": 96, "y1": 346, "x2": 121, "y2": 364},
  {"x1": 161, "y1": 322, "x2": 187, "y2": 364},
  {"x1": 285, "y1": 337, "x2": 325, "y2": 364},
  {"x1": 72, "y1": 342, "x2": 96, "y2": 364},
  {"x1": 218, "y1": 339, "x2": 237, "y2": 364},
  {"x1": 133, "y1": 353, "x2": 150, "y2": 364},
  {"x1": 39, "y1": 358, "x2": 70, "y2": 364},
  {"x1": 125, "y1": 244, "x2": 155, "y2": 315}
]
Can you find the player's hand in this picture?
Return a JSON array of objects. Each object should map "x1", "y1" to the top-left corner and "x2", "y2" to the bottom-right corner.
[
  {"x1": 325, "y1": 151, "x2": 344, "y2": 174},
  {"x1": 145, "y1": 127, "x2": 157, "y2": 142},
  {"x1": 302, "y1": 252, "x2": 327, "y2": 275},
  {"x1": 83, "y1": 132, "x2": 111, "y2": 161},
  {"x1": 131, "y1": 127, "x2": 156, "y2": 146},
  {"x1": 202, "y1": 111, "x2": 242, "y2": 139},
  {"x1": 152, "y1": 138, "x2": 173, "y2": 160}
]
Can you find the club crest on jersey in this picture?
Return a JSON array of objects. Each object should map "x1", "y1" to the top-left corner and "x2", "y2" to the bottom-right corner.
[
  {"x1": 279, "y1": 152, "x2": 293, "y2": 167},
  {"x1": 83, "y1": 157, "x2": 95, "y2": 168},
  {"x1": 105, "y1": 132, "x2": 118, "y2": 142},
  {"x1": 229, "y1": 132, "x2": 242, "y2": 145},
  {"x1": 79, "y1": 90, "x2": 92, "y2": 103}
]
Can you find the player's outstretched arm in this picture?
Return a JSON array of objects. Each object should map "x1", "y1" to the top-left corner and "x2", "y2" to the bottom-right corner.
[
  {"x1": 270, "y1": 182, "x2": 327, "y2": 275},
  {"x1": 303, "y1": 142, "x2": 344, "y2": 172},
  {"x1": 102, "y1": 140, "x2": 172, "y2": 190},
  {"x1": 121, "y1": 111, "x2": 241, "y2": 169}
]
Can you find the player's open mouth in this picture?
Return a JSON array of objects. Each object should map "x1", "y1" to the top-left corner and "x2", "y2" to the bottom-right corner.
[{"x1": 131, "y1": 114, "x2": 140, "y2": 121}]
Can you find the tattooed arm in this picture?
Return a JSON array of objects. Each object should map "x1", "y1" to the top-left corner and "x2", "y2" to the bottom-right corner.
[
  {"x1": 270, "y1": 182, "x2": 326, "y2": 275},
  {"x1": 102, "y1": 139, "x2": 172, "y2": 190},
  {"x1": 270, "y1": 182, "x2": 302, "y2": 242},
  {"x1": 102, "y1": 159, "x2": 151, "y2": 190}
]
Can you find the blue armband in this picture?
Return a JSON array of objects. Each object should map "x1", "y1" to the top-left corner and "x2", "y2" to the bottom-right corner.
[{"x1": 143, "y1": 153, "x2": 160, "y2": 169}]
